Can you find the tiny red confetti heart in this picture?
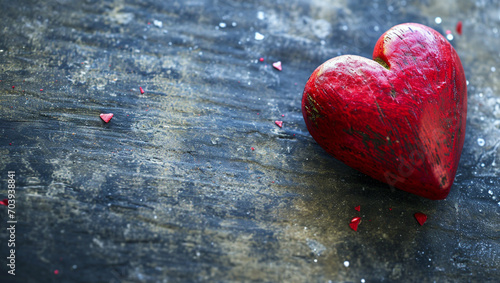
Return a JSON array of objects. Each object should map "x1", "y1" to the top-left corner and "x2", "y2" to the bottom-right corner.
[
  {"x1": 251, "y1": 147, "x2": 255, "y2": 151},
  {"x1": 275, "y1": 121, "x2": 283, "y2": 128},
  {"x1": 349, "y1": 217, "x2": 361, "y2": 231},
  {"x1": 12, "y1": 86, "x2": 15, "y2": 89},
  {"x1": 140, "y1": 87, "x2": 145, "y2": 94},
  {"x1": 40, "y1": 89, "x2": 43, "y2": 91},
  {"x1": 0, "y1": 199, "x2": 8, "y2": 206},
  {"x1": 259, "y1": 57, "x2": 264, "y2": 62},
  {"x1": 354, "y1": 205, "x2": 360, "y2": 212},
  {"x1": 272, "y1": 61, "x2": 282, "y2": 71},
  {"x1": 414, "y1": 212, "x2": 427, "y2": 226},
  {"x1": 456, "y1": 21, "x2": 463, "y2": 35},
  {"x1": 100, "y1": 113, "x2": 114, "y2": 123}
]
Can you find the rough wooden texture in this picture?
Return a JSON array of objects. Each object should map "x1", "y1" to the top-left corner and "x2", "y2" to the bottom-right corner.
[{"x1": 0, "y1": 0, "x2": 499, "y2": 282}]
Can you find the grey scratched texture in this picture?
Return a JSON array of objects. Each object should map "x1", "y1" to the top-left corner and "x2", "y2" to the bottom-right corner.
[{"x1": 0, "y1": 0, "x2": 499, "y2": 282}]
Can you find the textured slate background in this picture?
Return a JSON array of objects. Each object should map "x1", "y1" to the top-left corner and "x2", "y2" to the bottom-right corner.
[{"x1": 0, "y1": 0, "x2": 499, "y2": 282}]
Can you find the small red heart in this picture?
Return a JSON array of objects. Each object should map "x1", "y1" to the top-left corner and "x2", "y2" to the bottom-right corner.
[
  {"x1": 302, "y1": 23, "x2": 467, "y2": 200},
  {"x1": 414, "y1": 212, "x2": 427, "y2": 226},
  {"x1": 354, "y1": 205, "x2": 361, "y2": 212},
  {"x1": 272, "y1": 61, "x2": 282, "y2": 71},
  {"x1": 100, "y1": 113, "x2": 114, "y2": 123},
  {"x1": 349, "y1": 217, "x2": 361, "y2": 231},
  {"x1": 275, "y1": 121, "x2": 283, "y2": 128}
]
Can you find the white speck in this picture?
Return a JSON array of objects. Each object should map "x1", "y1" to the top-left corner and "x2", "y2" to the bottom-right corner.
[
  {"x1": 255, "y1": 32, "x2": 265, "y2": 40},
  {"x1": 153, "y1": 20, "x2": 163, "y2": 28},
  {"x1": 196, "y1": 251, "x2": 201, "y2": 257},
  {"x1": 342, "y1": 25, "x2": 348, "y2": 31},
  {"x1": 491, "y1": 67, "x2": 496, "y2": 72},
  {"x1": 481, "y1": 163, "x2": 485, "y2": 167},
  {"x1": 321, "y1": 40, "x2": 326, "y2": 45},
  {"x1": 154, "y1": 215, "x2": 158, "y2": 219},
  {"x1": 477, "y1": 138, "x2": 485, "y2": 146},
  {"x1": 257, "y1": 11, "x2": 265, "y2": 20},
  {"x1": 219, "y1": 22, "x2": 227, "y2": 28},
  {"x1": 388, "y1": 5, "x2": 394, "y2": 12},
  {"x1": 361, "y1": 280, "x2": 365, "y2": 283},
  {"x1": 429, "y1": 258, "x2": 432, "y2": 261},
  {"x1": 488, "y1": 190, "x2": 493, "y2": 195},
  {"x1": 344, "y1": 261, "x2": 350, "y2": 267},
  {"x1": 479, "y1": 92, "x2": 483, "y2": 97},
  {"x1": 314, "y1": 259, "x2": 318, "y2": 263},
  {"x1": 374, "y1": 25, "x2": 379, "y2": 31},
  {"x1": 72, "y1": 265, "x2": 77, "y2": 269},
  {"x1": 466, "y1": 80, "x2": 469, "y2": 85},
  {"x1": 199, "y1": 51, "x2": 203, "y2": 56},
  {"x1": 435, "y1": 17, "x2": 442, "y2": 24},
  {"x1": 497, "y1": 201, "x2": 500, "y2": 206},
  {"x1": 304, "y1": 226, "x2": 307, "y2": 230},
  {"x1": 232, "y1": 22, "x2": 237, "y2": 27},
  {"x1": 447, "y1": 34, "x2": 454, "y2": 41}
]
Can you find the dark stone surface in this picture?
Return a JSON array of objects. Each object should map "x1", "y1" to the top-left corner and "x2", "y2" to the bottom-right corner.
[{"x1": 0, "y1": 0, "x2": 498, "y2": 282}]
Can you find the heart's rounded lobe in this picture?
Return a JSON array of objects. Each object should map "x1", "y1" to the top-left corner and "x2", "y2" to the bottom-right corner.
[{"x1": 302, "y1": 23, "x2": 467, "y2": 200}]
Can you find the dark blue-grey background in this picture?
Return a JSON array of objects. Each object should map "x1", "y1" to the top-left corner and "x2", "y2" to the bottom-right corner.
[{"x1": 0, "y1": 0, "x2": 498, "y2": 282}]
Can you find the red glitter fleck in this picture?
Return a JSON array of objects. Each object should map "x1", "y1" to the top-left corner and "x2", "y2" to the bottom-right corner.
[
  {"x1": 100, "y1": 113, "x2": 114, "y2": 123},
  {"x1": 272, "y1": 61, "x2": 282, "y2": 71},
  {"x1": 281, "y1": 114, "x2": 285, "y2": 117},
  {"x1": 349, "y1": 217, "x2": 361, "y2": 231},
  {"x1": 259, "y1": 57, "x2": 264, "y2": 62},
  {"x1": 12, "y1": 86, "x2": 15, "y2": 89},
  {"x1": 140, "y1": 87, "x2": 145, "y2": 94},
  {"x1": 456, "y1": 21, "x2": 463, "y2": 35},
  {"x1": 445, "y1": 29, "x2": 452, "y2": 35},
  {"x1": 389, "y1": 208, "x2": 392, "y2": 211},
  {"x1": 251, "y1": 147, "x2": 255, "y2": 151},
  {"x1": 275, "y1": 121, "x2": 283, "y2": 128},
  {"x1": 0, "y1": 199, "x2": 8, "y2": 206},
  {"x1": 354, "y1": 205, "x2": 360, "y2": 212},
  {"x1": 414, "y1": 212, "x2": 427, "y2": 226},
  {"x1": 40, "y1": 89, "x2": 43, "y2": 92},
  {"x1": 54, "y1": 270, "x2": 59, "y2": 275}
]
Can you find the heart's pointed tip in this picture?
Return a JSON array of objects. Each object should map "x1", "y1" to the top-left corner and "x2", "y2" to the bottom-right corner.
[{"x1": 100, "y1": 113, "x2": 114, "y2": 123}]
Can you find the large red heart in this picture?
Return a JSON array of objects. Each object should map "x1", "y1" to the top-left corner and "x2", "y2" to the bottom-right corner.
[{"x1": 302, "y1": 23, "x2": 467, "y2": 200}]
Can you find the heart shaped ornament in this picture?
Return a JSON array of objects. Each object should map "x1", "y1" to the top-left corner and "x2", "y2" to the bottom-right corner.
[{"x1": 302, "y1": 23, "x2": 467, "y2": 200}]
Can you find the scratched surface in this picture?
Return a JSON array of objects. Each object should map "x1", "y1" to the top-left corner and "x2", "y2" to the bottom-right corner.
[{"x1": 0, "y1": 0, "x2": 499, "y2": 282}]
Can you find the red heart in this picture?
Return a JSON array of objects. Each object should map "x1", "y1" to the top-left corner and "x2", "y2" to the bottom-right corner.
[
  {"x1": 349, "y1": 216, "x2": 361, "y2": 231},
  {"x1": 414, "y1": 212, "x2": 427, "y2": 226},
  {"x1": 302, "y1": 23, "x2": 467, "y2": 200},
  {"x1": 100, "y1": 113, "x2": 114, "y2": 123}
]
